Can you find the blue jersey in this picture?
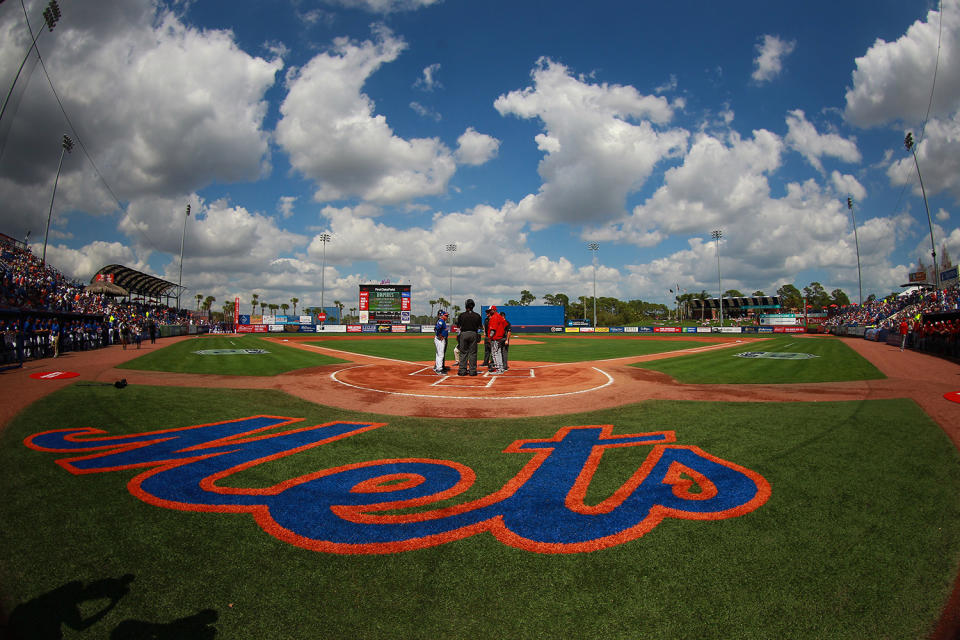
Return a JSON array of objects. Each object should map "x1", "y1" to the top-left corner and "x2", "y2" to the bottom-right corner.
[{"x1": 434, "y1": 318, "x2": 448, "y2": 339}]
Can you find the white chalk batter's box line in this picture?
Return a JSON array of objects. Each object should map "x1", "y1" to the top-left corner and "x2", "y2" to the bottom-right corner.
[{"x1": 411, "y1": 367, "x2": 536, "y2": 386}]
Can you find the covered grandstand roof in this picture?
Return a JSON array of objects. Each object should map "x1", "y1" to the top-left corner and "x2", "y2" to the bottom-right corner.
[
  {"x1": 689, "y1": 296, "x2": 781, "y2": 310},
  {"x1": 92, "y1": 265, "x2": 179, "y2": 298}
]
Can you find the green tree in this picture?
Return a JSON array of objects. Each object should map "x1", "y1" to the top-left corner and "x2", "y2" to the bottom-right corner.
[
  {"x1": 751, "y1": 290, "x2": 765, "y2": 296},
  {"x1": 777, "y1": 284, "x2": 803, "y2": 311},
  {"x1": 435, "y1": 297, "x2": 450, "y2": 313},
  {"x1": 723, "y1": 289, "x2": 744, "y2": 298},
  {"x1": 290, "y1": 297, "x2": 299, "y2": 314},
  {"x1": 195, "y1": 294, "x2": 203, "y2": 310},
  {"x1": 429, "y1": 299, "x2": 438, "y2": 317},
  {"x1": 251, "y1": 293, "x2": 259, "y2": 315},
  {"x1": 519, "y1": 290, "x2": 535, "y2": 305},
  {"x1": 259, "y1": 302, "x2": 267, "y2": 314},
  {"x1": 802, "y1": 282, "x2": 830, "y2": 309},
  {"x1": 830, "y1": 289, "x2": 851, "y2": 306},
  {"x1": 202, "y1": 295, "x2": 216, "y2": 312},
  {"x1": 334, "y1": 300, "x2": 344, "y2": 322},
  {"x1": 269, "y1": 304, "x2": 279, "y2": 314},
  {"x1": 280, "y1": 303, "x2": 290, "y2": 315}
]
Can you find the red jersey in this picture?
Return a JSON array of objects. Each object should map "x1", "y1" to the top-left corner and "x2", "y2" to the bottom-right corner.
[{"x1": 487, "y1": 312, "x2": 506, "y2": 341}]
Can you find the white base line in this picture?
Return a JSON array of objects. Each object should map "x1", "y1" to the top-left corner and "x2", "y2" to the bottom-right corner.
[{"x1": 331, "y1": 366, "x2": 614, "y2": 400}]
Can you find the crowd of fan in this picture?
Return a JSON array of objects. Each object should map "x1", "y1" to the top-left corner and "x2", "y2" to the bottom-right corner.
[
  {"x1": 1, "y1": 242, "x2": 189, "y2": 366},
  {"x1": 824, "y1": 284, "x2": 960, "y2": 329}
]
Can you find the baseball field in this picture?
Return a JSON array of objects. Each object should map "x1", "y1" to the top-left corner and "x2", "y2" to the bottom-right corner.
[{"x1": 1, "y1": 333, "x2": 959, "y2": 639}]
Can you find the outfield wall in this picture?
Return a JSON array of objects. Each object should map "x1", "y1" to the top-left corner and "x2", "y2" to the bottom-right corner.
[{"x1": 235, "y1": 323, "x2": 813, "y2": 335}]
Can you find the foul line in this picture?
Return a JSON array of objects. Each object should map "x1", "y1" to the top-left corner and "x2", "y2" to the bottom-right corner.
[{"x1": 330, "y1": 366, "x2": 614, "y2": 400}]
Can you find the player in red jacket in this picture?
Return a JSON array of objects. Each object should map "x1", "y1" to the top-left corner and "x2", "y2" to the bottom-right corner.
[{"x1": 486, "y1": 306, "x2": 506, "y2": 374}]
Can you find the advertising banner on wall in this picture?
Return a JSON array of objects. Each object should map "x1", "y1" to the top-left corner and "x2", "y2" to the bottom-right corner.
[
  {"x1": 236, "y1": 325, "x2": 268, "y2": 333},
  {"x1": 655, "y1": 326, "x2": 681, "y2": 333}
]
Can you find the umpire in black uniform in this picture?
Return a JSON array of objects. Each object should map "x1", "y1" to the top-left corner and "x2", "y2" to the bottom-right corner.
[{"x1": 455, "y1": 299, "x2": 483, "y2": 376}]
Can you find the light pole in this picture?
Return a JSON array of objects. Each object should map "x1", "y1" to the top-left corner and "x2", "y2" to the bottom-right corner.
[
  {"x1": 846, "y1": 197, "x2": 863, "y2": 306},
  {"x1": 711, "y1": 230, "x2": 723, "y2": 326},
  {"x1": 445, "y1": 243, "x2": 457, "y2": 309},
  {"x1": 176, "y1": 204, "x2": 190, "y2": 311},
  {"x1": 0, "y1": 1, "x2": 62, "y2": 130},
  {"x1": 904, "y1": 132, "x2": 939, "y2": 291},
  {"x1": 41, "y1": 134, "x2": 72, "y2": 266},
  {"x1": 587, "y1": 242, "x2": 599, "y2": 327},
  {"x1": 319, "y1": 233, "x2": 331, "y2": 323}
]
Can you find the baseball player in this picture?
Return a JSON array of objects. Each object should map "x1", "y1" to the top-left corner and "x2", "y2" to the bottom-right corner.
[
  {"x1": 486, "y1": 305, "x2": 506, "y2": 374},
  {"x1": 433, "y1": 310, "x2": 449, "y2": 374}
]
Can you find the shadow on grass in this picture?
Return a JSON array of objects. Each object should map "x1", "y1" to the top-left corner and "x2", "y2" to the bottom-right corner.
[{"x1": 2, "y1": 573, "x2": 218, "y2": 639}]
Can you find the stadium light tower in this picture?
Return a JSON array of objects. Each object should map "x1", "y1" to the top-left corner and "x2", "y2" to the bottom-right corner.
[
  {"x1": 319, "y1": 233, "x2": 332, "y2": 323},
  {"x1": 904, "y1": 132, "x2": 939, "y2": 291},
  {"x1": 176, "y1": 203, "x2": 191, "y2": 311},
  {"x1": 0, "y1": 1, "x2": 62, "y2": 130},
  {"x1": 587, "y1": 242, "x2": 599, "y2": 327},
  {"x1": 41, "y1": 134, "x2": 72, "y2": 267},
  {"x1": 446, "y1": 243, "x2": 457, "y2": 310},
  {"x1": 846, "y1": 197, "x2": 863, "y2": 306},
  {"x1": 711, "y1": 229, "x2": 723, "y2": 326}
]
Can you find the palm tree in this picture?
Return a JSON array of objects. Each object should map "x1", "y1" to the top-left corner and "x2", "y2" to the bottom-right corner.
[
  {"x1": 350, "y1": 307, "x2": 357, "y2": 322},
  {"x1": 695, "y1": 290, "x2": 711, "y2": 322},
  {"x1": 251, "y1": 293, "x2": 259, "y2": 315},
  {"x1": 269, "y1": 304, "x2": 279, "y2": 314},
  {"x1": 429, "y1": 299, "x2": 438, "y2": 317},
  {"x1": 260, "y1": 302, "x2": 267, "y2": 314},
  {"x1": 290, "y1": 297, "x2": 299, "y2": 315},
  {"x1": 436, "y1": 297, "x2": 449, "y2": 313},
  {"x1": 195, "y1": 293, "x2": 202, "y2": 311},
  {"x1": 203, "y1": 295, "x2": 216, "y2": 312},
  {"x1": 280, "y1": 303, "x2": 290, "y2": 315},
  {"x1": 334, "y1": 300, "x2": 343, "y2": 322}
]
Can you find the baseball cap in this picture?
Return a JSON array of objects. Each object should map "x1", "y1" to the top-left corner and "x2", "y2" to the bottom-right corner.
[
  {"x1": 438, "y1": 309, "x2": 447, "y2": 317},
  {"x1": 489, "y1": 305, "x2": 497, "y2": 312}
]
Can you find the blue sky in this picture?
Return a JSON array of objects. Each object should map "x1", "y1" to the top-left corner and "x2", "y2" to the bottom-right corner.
[{"x1": 1, "y1": 0, "x2": 958, "y2": 315}]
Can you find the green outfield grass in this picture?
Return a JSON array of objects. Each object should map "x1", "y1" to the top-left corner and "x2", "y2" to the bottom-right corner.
[
  {"x1": 633, "y1": 336, "x2": 886, "y2": 383},
  {"x1": 310, "y1": 335, "x2": 719, "y2": 363},
  {"x1": 1, "y1": 384, "x2": 958, "y2": 639},
  {"x1": 115, "y1": 336, "x2": 347, "y2": 376}
]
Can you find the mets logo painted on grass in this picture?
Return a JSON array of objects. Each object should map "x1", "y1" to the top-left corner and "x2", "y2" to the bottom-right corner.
[{"x1": 24, "y1": 418, "x2": 771, "y2": 554}]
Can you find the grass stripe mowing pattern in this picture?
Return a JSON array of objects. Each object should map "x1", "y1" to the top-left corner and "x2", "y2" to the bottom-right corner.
[
  {"x1": 1, "y1": 384, "x2": 958, "y2": 639},
  {"x1": 633, "y1": 336, "x2": 886, "y2": 383},
  {"x1": 115, "y1": 336, "x2": 347, "y2": 376}
]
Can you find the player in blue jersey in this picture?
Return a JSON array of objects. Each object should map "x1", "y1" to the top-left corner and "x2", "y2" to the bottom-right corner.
[{"x1": 433, "y1": 310, "x2": 450, "y2": 374}]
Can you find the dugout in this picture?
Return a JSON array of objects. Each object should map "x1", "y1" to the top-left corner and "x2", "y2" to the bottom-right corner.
[{"x1": 479, "y1": 305, "x2": 564, "y2": 332}]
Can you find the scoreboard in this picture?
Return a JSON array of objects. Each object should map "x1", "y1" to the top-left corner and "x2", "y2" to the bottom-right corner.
[{"x1": 359, "y1": 284, "x2": 411, "y2": 324}]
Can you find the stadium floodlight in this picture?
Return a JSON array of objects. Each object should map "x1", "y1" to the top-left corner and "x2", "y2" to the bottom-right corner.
[
  {"x1": 904, "y1": 132, "x2": 939, "y2": 291},
  {"x1": 846, "y1": 197, "x2": 863, "y2": 306},
  {"x1": 587, "y1": 242, "x2": 599, "y2": 327},
  {"x1": 41, "y1": 134, "x2": 73, "y2": 267},
  {"x1": 177, "y1": 204, "x2": 190, "y2": 311},
  {"x1": 319, "y1": 233, "x2": 332, "y2": 323},
  {"x1": 0, "y1": 1, "x2": 63, "y2": 130},
  {"x1": 711, "y1": 230, "x2": 723, "y2": 326},
  {"x1": 446, "y1": 243, "x2": 457, "y2": 310}
]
